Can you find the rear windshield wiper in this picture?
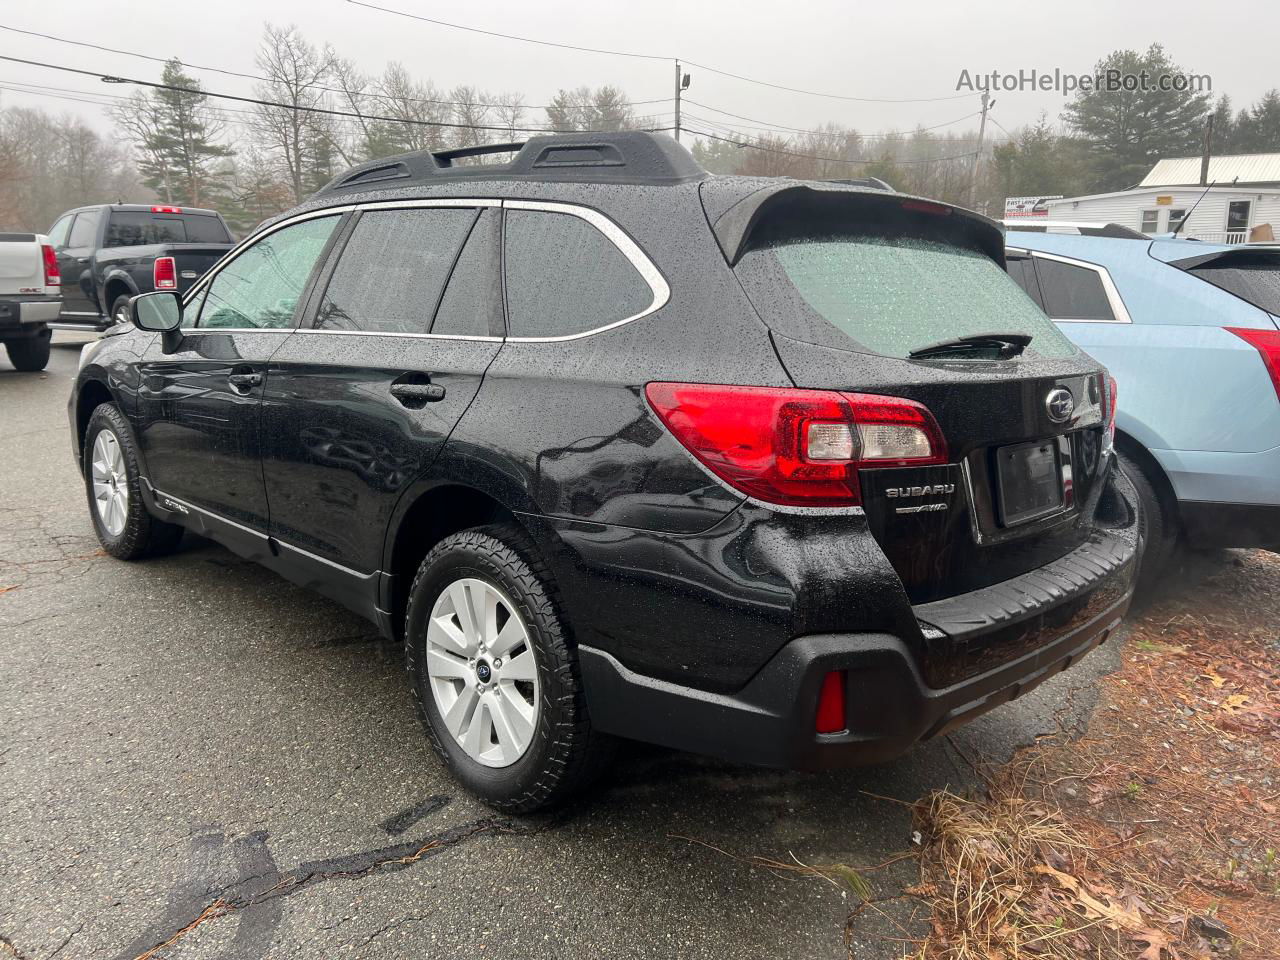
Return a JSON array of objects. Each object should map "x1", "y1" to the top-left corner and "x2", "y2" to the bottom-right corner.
[{"x1": 908, "y1": 332, "x2": 1033, "y2": 360}]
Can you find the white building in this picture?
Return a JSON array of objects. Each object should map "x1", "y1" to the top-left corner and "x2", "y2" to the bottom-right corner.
[{"x1": 1043, "y1": 153, "x2": 1280, "y2": 243}]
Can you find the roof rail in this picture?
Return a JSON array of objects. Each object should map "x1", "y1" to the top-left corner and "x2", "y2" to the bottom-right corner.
[{"x1": 317, "y1": 131, "x2": 705, "y2": 195}]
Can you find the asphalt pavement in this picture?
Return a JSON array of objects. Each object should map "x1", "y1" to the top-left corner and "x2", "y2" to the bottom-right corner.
[{"x1": 1, "y1": 333, "x2": 1126, "y2": 959}]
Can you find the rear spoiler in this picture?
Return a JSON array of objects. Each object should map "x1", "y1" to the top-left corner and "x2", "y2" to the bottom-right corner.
[
  {"x1": 707, "y1": 182, "x2": 1005, "y2": 266},
  {"x1": 1162, "y1": 245, "x2": 1280, "y2": 271}
]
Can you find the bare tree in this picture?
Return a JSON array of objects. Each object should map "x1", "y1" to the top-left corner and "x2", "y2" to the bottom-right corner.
[
  {"x1": 374, "y1": 62, "x2": 450, "y2": 154},
  {"x1": 252, "y1": 23, "x2": 337, "y2": 202}
]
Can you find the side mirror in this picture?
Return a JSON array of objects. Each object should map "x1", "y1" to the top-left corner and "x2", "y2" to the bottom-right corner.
[{"x1": 131, "y1": 290, "x2": 183, "y2": 332}]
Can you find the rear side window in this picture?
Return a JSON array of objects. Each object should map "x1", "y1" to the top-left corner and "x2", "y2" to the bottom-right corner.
[
  {"x1": 103, "y1": 212, "x2": 231, "y2": 247},
  {"x1": 737, "y1": 232, "x2": 1076, "y2": 359},
  {"x1": 1186, "y1": 256, "x2": 1280, "y2": 315},
  {"x1": 504, "y1": 209, "x2": 653, "y2": 338},
  {"x1": 1033, "y1": 258, "x2": 1116, "y2": 321},
  {"x1": 432, "y1": 209, "x2": 501, "y2": 337},
  {"x1": 68, "y1": 211, "x2": 99, "y2": 247},
  {"x1": 317, "y1": 208, "x2": 476, "y2": 335}
]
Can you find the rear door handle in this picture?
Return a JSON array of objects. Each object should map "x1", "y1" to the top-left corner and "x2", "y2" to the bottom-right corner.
[
  {"x1": 390, "y1": 382, "x2": 446, "y2": 404},
  {"x1": 228, "y1": 372, "x2": 263, "y2": 391}
]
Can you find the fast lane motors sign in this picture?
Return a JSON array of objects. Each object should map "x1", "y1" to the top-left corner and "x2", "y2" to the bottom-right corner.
[{"x1": 1004, "y1": 196, "x2": 1063, "y2": 218}]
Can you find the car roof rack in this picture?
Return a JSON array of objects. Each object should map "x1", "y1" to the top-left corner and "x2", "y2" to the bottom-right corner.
[{"x1": 317, "y1": 131, "x2": 706, "y2": 194}]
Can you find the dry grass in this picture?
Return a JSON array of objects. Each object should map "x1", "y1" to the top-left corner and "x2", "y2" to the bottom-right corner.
[{"x1": 899, "y1": 550, "x2": 1280, "y2": 960}]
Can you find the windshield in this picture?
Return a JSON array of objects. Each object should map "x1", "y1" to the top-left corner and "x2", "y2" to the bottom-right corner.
[{"x1": 736, "y1": 232, "x2": 1078, "y2": 360}]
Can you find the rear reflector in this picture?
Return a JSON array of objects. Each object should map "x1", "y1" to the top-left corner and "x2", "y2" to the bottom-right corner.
[
  {"x1": 1103, "y1": 371, "x2": 1117, "y2": 450},
  {"x1": 151, "y1": 205, "x2": 183, "y2": 213},
  {"x1": 1227, "y1": 327, "x2": 1280, "y2": 402},
  {"x1": 815, "y1": 671, "x2": 846, "y2": 733},
  {"x1": 644, "y1": 383, "x2": 947, "y2": 507},
  {"x1": 41, "y1": 243, "x2": 60, "y2": 287},
  {"x1": 153, "y1": 256, "x2": 177, "y2": 290}
]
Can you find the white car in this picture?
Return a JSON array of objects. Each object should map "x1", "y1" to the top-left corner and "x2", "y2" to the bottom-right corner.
[{"x1": 0, "y1": 233, "x2": 62, "y2": 371}]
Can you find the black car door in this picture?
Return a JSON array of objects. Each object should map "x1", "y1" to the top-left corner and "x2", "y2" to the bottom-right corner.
[
  {"x1": 259, "y1": 202, "x2": 504, "y2": 610},
  {"x1": 133, "y1": 213, "x2": 345, "y2": 535},
  {"x1": 56, "y1": 210, "x2": 101, "y2": 318}
]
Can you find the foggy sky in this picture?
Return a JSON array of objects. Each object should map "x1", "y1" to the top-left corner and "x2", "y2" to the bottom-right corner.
[{"x1": 2, "y1": 0, "x2": 1277, "y2": 145}]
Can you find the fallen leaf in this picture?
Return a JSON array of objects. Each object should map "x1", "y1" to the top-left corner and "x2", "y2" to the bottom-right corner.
[
  {"x1": 1201, "y1": 668, "x2": 1227, "y2": 688},
  {"x1": 1133, "y1": 927, "x2": 1173, "y2": 960},
  {"x1": 1222, "y1": 694, "x2": 1251, "y2": 714}
]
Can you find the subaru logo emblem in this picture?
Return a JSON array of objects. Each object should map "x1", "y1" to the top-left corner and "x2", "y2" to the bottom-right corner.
[{"x1": 1045, "y1": 387, "x2": 1075, "y2": 423}]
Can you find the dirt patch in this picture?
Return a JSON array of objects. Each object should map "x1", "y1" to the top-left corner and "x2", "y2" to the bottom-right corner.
[{"x1": 904, "y1": 550, "x2": 1280, "y2": 958}]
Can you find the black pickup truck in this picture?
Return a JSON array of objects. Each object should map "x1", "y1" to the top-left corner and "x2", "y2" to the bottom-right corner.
[{"x1": 46, "y1": 204, "x2": 235, "y2": 330}]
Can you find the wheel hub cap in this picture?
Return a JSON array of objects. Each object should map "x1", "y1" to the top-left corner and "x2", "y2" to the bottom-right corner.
[
  {"x1": 91, "y1": 430, "x2": 128, "y2": 537},
  {"x1": 425, "y1": 577, "x2": 539, "y2": 768}
]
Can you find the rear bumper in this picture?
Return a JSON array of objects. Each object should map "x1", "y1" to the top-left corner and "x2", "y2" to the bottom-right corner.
[
  {"x1": 0, "y1": 296, "x2": 60, "y2": 329},
  {"x1": 1181, "y1": 501, "x2": 1280, "y2": 551},
  {"x1": 580, "y1": 531, "x2": 1136, "y2": 769}
]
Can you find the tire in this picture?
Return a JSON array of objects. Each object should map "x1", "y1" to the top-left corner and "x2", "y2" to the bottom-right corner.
[
  {"x1": 4, "y1": 329, "x2": 51, "y2": 372},
  {"x1": 110, "y1": 294, "x2": 133, "y2": 327},
  {"x1": 83, "y1": 402, "x2": 184, "y2": 560},
  {"x1": 1117, "y1": 448, "x2": 1178, "y2": 596},
  {"x1": 405, "y1": 523, "x2": 614, "y2": 813}
]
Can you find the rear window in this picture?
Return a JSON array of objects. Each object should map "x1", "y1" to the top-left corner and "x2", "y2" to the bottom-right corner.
[
  {"x1": 736, "y1": 232, "x2": 1077, "y2": 359},
  {"x1": 1186, "y1": 255, "x2": 1280, "y2": 316},
  {"x1": 104, "y1": 212, "x2": 231, "y2": 247}
]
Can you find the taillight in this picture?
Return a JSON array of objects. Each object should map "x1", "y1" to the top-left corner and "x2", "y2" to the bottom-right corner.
[
  {"x1": 153, "y1": 256, "x2": 177, "y2": 290},
  {"x1": 815, "y1": 671, "x2": 846, "y2": 733},
  {"x1": 1227, "y1": 327, "x2": 1280, "y2": 402},
  {"x1": 41, "y1": 244, "x2": 60, "y2": 287},
  {"x1": 644, "y1": 383, "x2": 947, "y2": 508},
  {"x1": 151, "y1": 205, "x2": 183, "y2": 214}
]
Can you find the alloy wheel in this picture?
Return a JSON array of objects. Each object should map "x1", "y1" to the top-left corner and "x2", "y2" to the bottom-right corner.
[
  {"x1": 91, "y1": 430, "x2": 128, "y2": 537},
  {"x1": 426, "y1": 577, "x2": 540, "y2": 768}
]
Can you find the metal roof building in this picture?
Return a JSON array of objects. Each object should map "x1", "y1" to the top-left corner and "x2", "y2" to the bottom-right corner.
[{"x1": 1140, "y1": 153, "x2": 1280, "y2": 188}]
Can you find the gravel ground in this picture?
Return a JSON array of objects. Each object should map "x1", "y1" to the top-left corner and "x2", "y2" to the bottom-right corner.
[{"x1": 1, "y1": 333, "x2": 1129, "y2": 960}]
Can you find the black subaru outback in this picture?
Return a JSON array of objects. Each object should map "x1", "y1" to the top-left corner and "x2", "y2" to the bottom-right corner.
[{"x1": 69, "y1": 132, "x2": 1139, "y2": 811}]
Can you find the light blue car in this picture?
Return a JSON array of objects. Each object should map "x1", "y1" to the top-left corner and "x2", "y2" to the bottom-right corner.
[{"x1": 1003, "y1": 223, "x2": 1280, "y2": 585}]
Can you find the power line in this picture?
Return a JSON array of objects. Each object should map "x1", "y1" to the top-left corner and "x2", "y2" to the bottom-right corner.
[
  {"x1": 0, "y1": 54, "x2": 674, "y2": 136},
  {"x1": 682, "y1": 102, "x2": 983, "y2": 138},
  {"x1": 686, "y1": 127, "x2": 980, "y2": 165},
  {"x1": 0, "y1": 22, "x2": 673, "y2": 112},
  {"x1": 346, "y1": 1, "x2": 978, "y2": 104}
]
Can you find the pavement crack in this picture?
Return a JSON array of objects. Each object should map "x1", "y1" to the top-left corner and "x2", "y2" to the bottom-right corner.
[{"x1": 122, "y1": 810, "x2": 544, "y2": 960}]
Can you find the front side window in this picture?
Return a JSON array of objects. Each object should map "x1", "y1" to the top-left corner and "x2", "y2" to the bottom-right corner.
[
  {"x1": 47, "y1": 215, "x2": 73, "y2": 248},
  {"x1": 1033, "y1": 258, "x2": 1117, "y2": 321},
  {"x1": 195, "y1": 216, "x2": 340, "y2": 330},
  {"x1": 736, "y1": 232, "x2": 1077, "y2": 359},
  {"x1": 68, "y1": 211, "x2": 99, "y2": 247},
  {"x1": 504, "y1": 209, "x2": 653, "y2": 338},
  {"x1": 316, "y1": 207, "x2": 476, "y2": 335},
  {"x1": 1140, "y1": 210, "x2": 1160, "y2": 234}
]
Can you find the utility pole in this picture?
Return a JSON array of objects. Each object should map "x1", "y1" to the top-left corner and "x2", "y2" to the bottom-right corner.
[
  {"x1": 674, "y1": 60, "x2": 683, "y2": 144},
  {"x1": 968, "y1": 91, "x2": 992, "y2": 210},
  {"x1": 1200, "y1": 113, "x2": 1215, "y2": 185}
]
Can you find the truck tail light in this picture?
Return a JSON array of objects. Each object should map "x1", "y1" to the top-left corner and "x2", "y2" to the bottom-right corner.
[
  {"x1": 1227, "y1": 328, "x2": 1280, "y2": 402},
  {"x1": 815, "y1": 671, "x2": 846, "y2": 733},
  {"x1": 644, "y1": 383, "x2": 947, "y2": 507},
  {"x1": 151, "y1": 205, "x2": 183, "y2": 213},
  {"x1": 154, "y1": 256, "x2": 177, "y2": 290},
  {"x1": 41, "y1": 243, "x2": 60, "y2": 287}
]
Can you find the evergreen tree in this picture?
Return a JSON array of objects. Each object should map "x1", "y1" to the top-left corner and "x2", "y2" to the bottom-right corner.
[
  {"x1": 1063, "y1": 44, "x2": 1211, "y2": 191},
  {"x1": 145, "y1": 60, "x2": 233, "y2": 206}
]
